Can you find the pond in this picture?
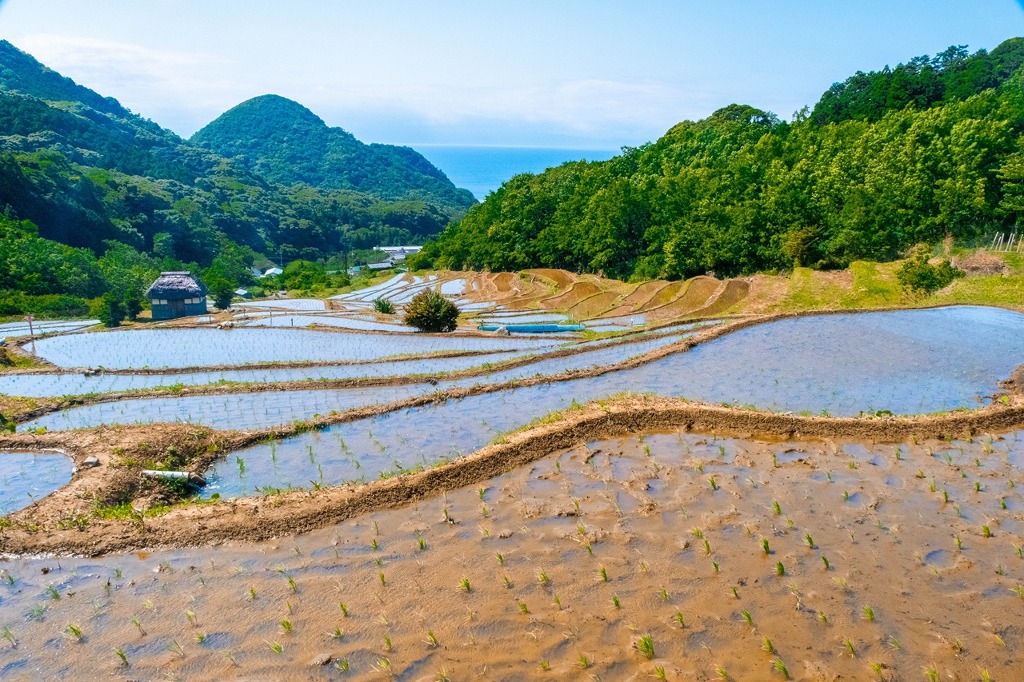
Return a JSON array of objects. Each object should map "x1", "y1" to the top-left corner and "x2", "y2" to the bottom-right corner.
[
  {"x1": 0, "y1": 451, "x2": 74, "y2": 514},
  {"x1": 27, "y1": 328, "x2": 565, "y2": 369},
  {"x1": 204, "y1": 306, "x2": 1024, "y2": 496}
]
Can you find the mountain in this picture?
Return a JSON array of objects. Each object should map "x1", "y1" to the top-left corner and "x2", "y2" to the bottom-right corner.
[
  {"x1": 191, "y1": 94, "x2": 474, "y2": 205},
  {"x1": 413, "y1": 39, "x2": 1024, "y2": 281},
  {"x1": 0, "y1": 40, "x2": 474, "y2": 266}
]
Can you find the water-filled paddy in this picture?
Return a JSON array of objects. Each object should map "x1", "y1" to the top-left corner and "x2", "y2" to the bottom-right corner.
[
  {"x1": 21, "y1": 385, "x2": 435, "y2": 432},
  {"x1": 245, "y1": 315, "x2": 412, "y2": 332},
  {"x1": 0, "y1": 350, "x2": 531, "y2": 397},
  {"x1": 206, "y1": 306, "x2": 1024, "y2": 495},
  {"x1": 0, "y1": 451, "x2": 73, "y2": 514},
  {"x1": 0, "y1": 319, "x2": 98, "y2": 338},
  {"x1": 2, "y1": 429, "x2": 1023, "y2": 680},
  {"x1": 27, "y1": 327, "x2": 563, "y2": 369}
]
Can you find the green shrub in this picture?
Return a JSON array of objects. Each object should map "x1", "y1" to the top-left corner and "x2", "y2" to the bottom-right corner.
[
  {"x1": 403, "y1": 289, "x2": 459, "y2": 332},
  {"x1": 373, "y1": 297, "x2": 396, "y2": 315},
  {"x1": 896, "y1": 245, "x2": 964, "y2": 294}
]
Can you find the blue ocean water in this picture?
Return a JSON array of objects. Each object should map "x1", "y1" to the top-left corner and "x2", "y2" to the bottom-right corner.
[{"x1": 416, "y1": 146, "x2": 618, "y2": 201}]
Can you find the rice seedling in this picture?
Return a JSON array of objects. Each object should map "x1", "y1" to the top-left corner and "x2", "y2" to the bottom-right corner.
[
  {"x1": 578, "y1": 653, "x2": 592, "y2": 669},
  {"x1": 923, "y1": 667, "x2": 939, "y2": 682},
  {"x1": 741, "y1": 609, "x2": 752, "y2": 626},
  {"x1": 821, "y1": 555, "x2": 830, "y2": 570},
  {"x1": 65, "y1": 623, "x2": 83, "y2": 642},
  {"x1": 339, "y1": 601, "x2": 350, "y2": 617},
  {"x1": 371, "y1": 538, "x2": 379, "y2": 551},
  {"x1": 379, "y1": 571, "x2": 386, "y2": 587},
  {"x1": 704, "y1": 538, "x2": 712, "y2": 555},
  {"x1": 280, "y1": 618, "x2": 293, "y2": 634},
  {"x1": 29, "y1": 604, "x2": 44, "y2": 622},
  {"x1": 538, "y1": 569, "x2": 550, "y2": 586},
  {"x1": 843, "y1": 490, "x2": 850, "y2": 501},
  {"x1": 732, "y1": 586, "x2": 739, "y2": 599},
  {"x1": 584, "y1": 541, "x2": 594, "y2": 555},
  {"x1": 599, "y1": 566, "x2": 608, "y2": 582},
  {"x1": 888, "y1": 635, "x2": 901, "y2": 649},
  {"x1": 981, "y1": 669, "x2": 992, "y2": 682},
  {"x1": 863, "y1": 605, "x2": 875, "y2": 622},
  {"x1": 46, "y1": 585, "x2": 60, "y2": 600},
  {"x1": 772, "y1": 500, "x2": 782, "y2": 515},
  {"x1": 194, "y1": 632, "x2": 207, "y2": 644},
  {"x1": 518, "y1": 600, "x2": 529, "y2": 614},
  {"x1": 114, "y1": 645, "x2": 128, "y2": 667},
  {"x1": 459, "y1": 577, "x2": 471, "y2": 592},
  {"x1": 131, "y1": 616, "x2": 145, "y2": 636},
  {"x1": 955, "y1": 534, "x2": 963, "y2": 551},
  {"x1": 869, "y1": 662, "x2": 883, "y2": 678},
  {"x1": 844, "y1": 638, "x2": 856, "y2": 657},
  {"x1": 776, "y1": 561, "x2": 785, "y2": 576},
  {"x1": 818, "y1": 611, "x2": 828, "y2": 625},
  {"x1": 1009, "y1": 584, "x2": 1024, "y2": 598},
  {"x1": 772, "y1": 658, "x2": 790, "y2": 679},
  {"x1": 384, "y1": 634, "x2": 392, "y2": 651},
  {"x1": 716, "y1": 666, "x2": 729, "y2": 679},
  {"x1": 1, "y1": 627, "x2": 14, "y2": 648},
  {"x1": 612, "y1": 594, "x2": 621, "y2": 609},
  {"x1": 539, "y1": 660, "x2": 551, "y2": 671},
  {"x1": 553, "y1": 594, "x2": 561, "y2": 609},
  {"x1": 709, "y1": 476, "x2": 718, "y2": 491},
  {"x1": 982, "y1": 525, "x2": 993, "y2": 538},
  {"x1": 1000, "y1": 497, "x2": 1008, "y2": 510},
  {"x1": 269, "y1": 641, "x2": 283, "y2": 654},
  {"x1": 186, "y1": 609, "x2": 198, "y2": 627},
  {"x1": 636, "y1": 634, "x2": 655, "y2": 659},
  {"x1": 331, "y1": 627, "x2": 345, "y2": 641},
  {"x1": 418, "y1": 536, "x2": 427, "y2": 551},
  {"x1": 692, "y1": 527, "x2": 704, "y2": 539},
  {"x1": 659, "y1": 588, "x2": 670, "y2": 602},
  {"x1": 673, "y1": 610, "x2": 685, "y2": 628},
  {"x1": 503, "y1": 574, "x2": 512, "y2": 588},
  {"x1": 762, "y1": 537, "x2": 771, "y2": 555},
  {"x1": 713, "y1": 560, "x2": 720, "y2": 574},
  {"x1": 654, "y1": 666, "x2": 667, "y2": 681}
]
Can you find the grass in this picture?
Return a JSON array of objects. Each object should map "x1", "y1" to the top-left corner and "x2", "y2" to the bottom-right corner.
[{"x1": 635, "y1": 634, "x2": 655, "y2": 659}]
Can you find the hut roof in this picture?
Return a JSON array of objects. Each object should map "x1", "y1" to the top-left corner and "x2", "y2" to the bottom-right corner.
[{"x1": 145, "y1": 272, "x2": 208, "y2": 298}]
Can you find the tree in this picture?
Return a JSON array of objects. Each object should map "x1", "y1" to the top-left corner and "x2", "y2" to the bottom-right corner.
[
  {"x1": 403, "y1": 289, "x2": 459, "y2": 332},
  {"x1": 896, "y1": 244, "x2": 964, "y2": 294},
  {"x1": 95, "y1": 291, "x2": 125, "y2": 327},
  {"x1": 206, "y1": 274, "x2": 234, "y2": 310}
]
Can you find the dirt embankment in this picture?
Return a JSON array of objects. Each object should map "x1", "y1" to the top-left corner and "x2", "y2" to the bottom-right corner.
[{"x1": 3, "y1": 393, "x2": 1023, "y2": 556}]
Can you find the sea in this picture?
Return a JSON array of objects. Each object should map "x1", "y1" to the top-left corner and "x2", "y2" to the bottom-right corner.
[{"x1": 415, "y1": 146, "x2": 618, "y2": 201}]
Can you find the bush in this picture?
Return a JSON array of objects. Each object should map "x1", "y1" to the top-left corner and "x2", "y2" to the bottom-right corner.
[
  {"x1": 403, "y1": 289, "x2": 459, "y2": 332},
  {"x1": 896, "y1": 244, "x2": 964, "y2": 294},
  {"x1": 373, "y1": 297, "x2": 395, "y2": 314}
]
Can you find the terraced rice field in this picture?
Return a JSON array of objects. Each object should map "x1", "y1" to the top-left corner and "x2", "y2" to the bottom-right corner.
[{"x1": 1, "y1": 271, "x2": 1023, "y2": 681}]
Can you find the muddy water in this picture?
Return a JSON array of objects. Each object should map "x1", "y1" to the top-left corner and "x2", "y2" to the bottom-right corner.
[
  {"x1": 0, "y1": 451, "x2": 73, "y2": 514},
  {"x1": 1, "y1": 430, "x2": 1022, "y2": 679}
]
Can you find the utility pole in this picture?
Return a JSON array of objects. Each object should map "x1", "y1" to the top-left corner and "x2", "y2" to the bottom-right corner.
[{"x1": 25, "y1": 313, "x2": 35, "y2": 355}]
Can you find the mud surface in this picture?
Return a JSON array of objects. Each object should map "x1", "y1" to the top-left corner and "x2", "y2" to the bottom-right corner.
[{"x1": 1, "y1": 413, "x2": 1023, "y2": 679}]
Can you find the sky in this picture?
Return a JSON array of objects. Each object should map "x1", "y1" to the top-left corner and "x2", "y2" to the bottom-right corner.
[{"x1": 0, "y1": 1, "x2": 1022, "y2": 149}]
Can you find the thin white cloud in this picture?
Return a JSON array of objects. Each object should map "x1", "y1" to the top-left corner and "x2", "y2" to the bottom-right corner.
[{"x1": 16, "y1": 33, "x2": 240, "y2": 114}]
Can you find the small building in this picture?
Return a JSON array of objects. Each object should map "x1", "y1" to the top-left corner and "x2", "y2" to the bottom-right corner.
[
  {"x1": 234, "y1": 288, "x2": 252, "y2": 300},
  {"x1": 146, "y1": 272, "x2": 208, "y2": 320},
  {"x1": 262, "y1": 267, "x2": 283, "y2": 278}
]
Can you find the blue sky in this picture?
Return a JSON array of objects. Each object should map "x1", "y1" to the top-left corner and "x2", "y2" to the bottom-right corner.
[{"x1": 0, "y1": 1, "x2": 1021, "y2": 148}]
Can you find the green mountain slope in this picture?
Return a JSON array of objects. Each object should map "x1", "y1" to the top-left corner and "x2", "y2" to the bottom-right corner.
[
  {"x1": 414, "y1": 39, "x2": 1024, "y2": 281},
  {"x1": 191, "y1": 94, "x2": 474, "y2": 206},
  {"x1": 0, "y1": 40, "x2": 474, "y2": 267}
]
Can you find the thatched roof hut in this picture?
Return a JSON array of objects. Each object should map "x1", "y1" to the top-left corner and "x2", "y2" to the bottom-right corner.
[
  {"x1": 146, "y1": 272, "x2": 208, "y2": 299},
  {"x1": 146, "y1": 272, "x2": 208, "y2": 320}
]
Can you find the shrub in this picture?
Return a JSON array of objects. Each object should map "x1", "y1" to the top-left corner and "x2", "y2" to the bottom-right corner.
[
  {"x1": 373, "y1": 297, "x2": 396, "y2": 315},
  {"x1": 896, "y1": 244, "x2": 964, "y2": 294},
  {"x1": 403, "y1": 289, "x2": 460, "y2": 332}
]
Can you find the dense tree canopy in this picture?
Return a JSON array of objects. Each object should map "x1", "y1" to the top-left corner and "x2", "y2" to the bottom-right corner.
[{"x1": 413, "y1": 39, "x2": 1024, "y2": 281}]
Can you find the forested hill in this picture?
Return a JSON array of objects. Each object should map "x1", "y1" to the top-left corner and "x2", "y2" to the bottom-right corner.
[
  {"x1": 191, "y1": 95, "x2": 475, "y2": 206},
  {"x1": 413, "y1": 38, "x2": 1024, "y2": 281},
  {"x1": 0, "y1": 40, "x2": 474, "y2": 266}
]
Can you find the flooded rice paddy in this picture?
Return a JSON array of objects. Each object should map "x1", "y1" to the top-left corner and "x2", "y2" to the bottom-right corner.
[
  {"x1": 26, "y1": 327, "x2": 563, "y2": 369},
  {"x1": 1, "y1": 429, "x2": 1023, "y2": 679},
  {"x1": 0, "y1": 451, "x2": 73, "y2": 514}
]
